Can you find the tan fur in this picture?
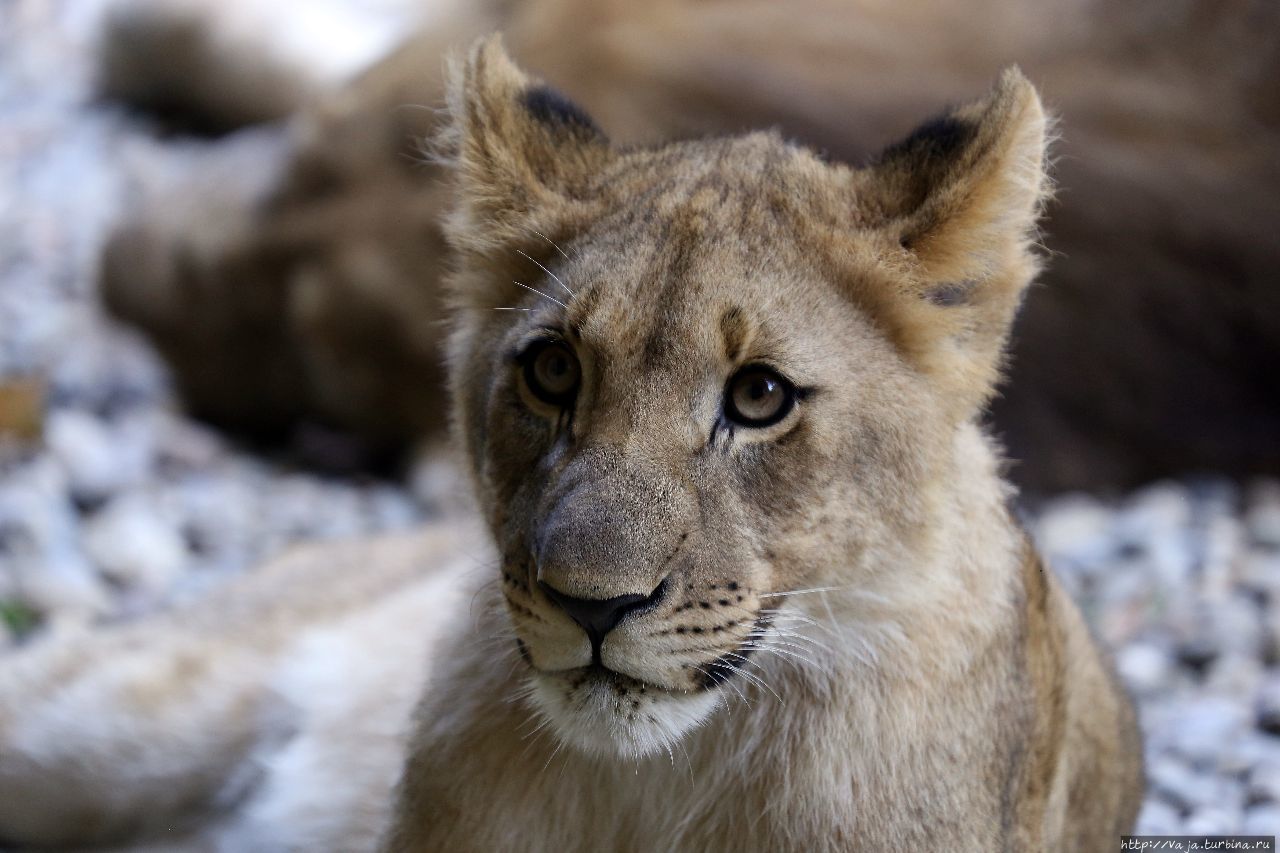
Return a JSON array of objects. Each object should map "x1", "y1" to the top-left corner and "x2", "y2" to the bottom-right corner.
[{"x1": 1, "y1": 38, "x2": 1141, "y2": 851}]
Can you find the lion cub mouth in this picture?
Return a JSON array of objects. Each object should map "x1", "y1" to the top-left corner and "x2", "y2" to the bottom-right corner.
[
  {"x1": 562, "y1": 663, "x2": 656, "y2": 694},
  {"x1": 516, "y1": 609, "x2": 776, "y2": 759},
  {"x1": 525, "y1": 663, "x2": 723, "y2": 759},
  {"x1": 502, "y1": 558, "x2": 775, "y2": 756}
]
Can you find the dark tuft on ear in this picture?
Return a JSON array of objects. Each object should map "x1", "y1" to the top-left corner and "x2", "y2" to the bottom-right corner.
[
  {"x1": 879, "y1": 114, "x2": 977, "y2": 167},
  {"x1": 521, "y1": 86, "x2": 604, "y2": 137},
  {"x1": 439, "y1": 36, "x2": 615, "y2": 308},
  {"x1": 856, "y1": 67, "x2": 1050, "y2": 418}
]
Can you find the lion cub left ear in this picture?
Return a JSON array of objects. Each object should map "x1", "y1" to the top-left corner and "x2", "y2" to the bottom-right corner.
[
  {"x1": 440, "y1": 35, "x2": 613, "y2": 259},
  {"x1": 862, "y1": 69, "x2": 1050, "y2": 417}
]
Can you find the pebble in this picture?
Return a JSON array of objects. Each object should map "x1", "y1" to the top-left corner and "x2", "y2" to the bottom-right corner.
[
  {"x1": 1185, "y1": 806, "x2": 1244, "y2": 835},
  {"x1": 1033, "y1": 493, "x2": 1116, "y2": 579},
  {"x1": 82, "y1": 492, "x2": 187, "y2": 593},
  {"x1": 1135, "y1": 798, "x2": 1181, "y2": 835},
  {"x1": 1246, "y1": 760, "x2": 1280, "y2": 805},
  {"x1": 1167, "y1": 699, "x2": 1251, "y2": 769},
  {"x1": 1256, "y1": 675, "x2": 1280, "y2": 737},
  {"x1": 1246, "y1": 482, "x2": 1280, "y2": 549},
  {"x1": 1243, "y1": 804, "x2": 1280, "y2": 835},
  {"x1": 1116, "y1": 642, "x2": 1173, "y2": 695},
  {"x1": 45, "y1": 407, "x2": 149, "y2": 507}
]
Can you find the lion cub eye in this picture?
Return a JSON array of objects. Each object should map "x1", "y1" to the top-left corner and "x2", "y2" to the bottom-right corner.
[
  {"x1": 522, "y1": 340, "x2": 581, "y2": 406},
  {"x1": 724, "y1": 366, "x2": 796, "y2": 427}
]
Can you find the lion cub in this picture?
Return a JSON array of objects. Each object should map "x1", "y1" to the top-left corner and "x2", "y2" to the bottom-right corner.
[{"x1": 0, "y1": 37, "x2": 1141, "y2": 853}]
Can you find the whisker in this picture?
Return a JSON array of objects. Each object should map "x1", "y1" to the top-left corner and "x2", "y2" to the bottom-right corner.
[
  {"x1": 745, "y1": 644, "x2": 819, "y2": 669},
  {"x1": 760, "y1": 616, "x2": 832, "y2": 638},
  {"x1": 758, "y1": 607, "x2": 822, "y2": 624},
  {"x1": 692, "y1": 663, "x2": 751, "y2": 710},
  {"x1": 513, "y1": 280, "x2": 569, "y2": 310},
  {"x1": 499, "y1": 654, "x2": 526, "y2": 683},
  {"x1": 494, "y1": 306, "x2": 532, "y2": 312},
  {"x1": 751, "y1": 637, "x2": 824, "y2": 661},
  {"x1": 503, "y1": 674, "x2": 540, "y2": 706},
  {"x1": 720, "y1": 673, "x2": 752, "y2": 709},
  {"x1": 517, "y1": 249, "x2": 575, "y2": 298},
  {"x1": 469, "y1": 577, "x2": 503, "y2": 623},
  {"x1": 541, "y1": 739, "x2": 566, "y2": 774},
  {"x1": 759, "y1": 585, "x2": 850, "y2": 599},
  {"x1": 731, "y1": 662, "x2": 784, "y2": 704},
  {"x1": 518, "y1": 708, "x2": 552, "y2": 735},
  {"x1": 671, "y1": 733, "x2": 696, "y2": 780},
  {"x1": 753, "y1": 622, "x2": 841, "y2": 656},
  {"x1": 519, "y1": 725, "x2": 552, "y2": 762},
  {"x1": 555, "y1": 742, "x2": 574, "y2": 784},
  {"x1": 532, "y1": 228, "x2": 580, "y2": 261},
  {"x1": 818, "y1": 590, "x2": 840, "y2": 657},
  {"x1": 775, "y1": 635, "x2": 836, "y2": 657}
]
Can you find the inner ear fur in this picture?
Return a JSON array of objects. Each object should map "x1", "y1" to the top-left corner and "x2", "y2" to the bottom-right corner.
[
  {"x1": 860, "y1": 68, "x2": 1050, "y2": 417},
  {"x1": 440, "y1": 35, "x2": 613, "y2": 266}
]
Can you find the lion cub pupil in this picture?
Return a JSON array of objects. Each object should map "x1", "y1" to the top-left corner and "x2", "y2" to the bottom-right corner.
[
  {"x1": 522, "y1": 340, "x2": 581, "y2": 406},
  {"x1": 726, "y1": 366, "x2": 794, "y2": 426}
]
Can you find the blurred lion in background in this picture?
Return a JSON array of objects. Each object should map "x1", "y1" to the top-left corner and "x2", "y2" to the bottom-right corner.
[{"x1": 97, "y1": 0, "x2": 1280, "y2": 490}]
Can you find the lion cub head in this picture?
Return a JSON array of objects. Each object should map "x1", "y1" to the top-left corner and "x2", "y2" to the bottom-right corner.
[{"x1": 441, "y1": 38, "x2": 1047, "y2": 758}]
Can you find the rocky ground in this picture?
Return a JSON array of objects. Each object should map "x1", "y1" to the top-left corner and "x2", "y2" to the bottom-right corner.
[{"x1": 1, "y1": 0, "x2": 1277, "y2": 839}]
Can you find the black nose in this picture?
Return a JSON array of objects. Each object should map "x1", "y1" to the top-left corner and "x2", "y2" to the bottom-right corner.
[{"x1": 538, "y1": 579, "x2": 667, "y2": 650}]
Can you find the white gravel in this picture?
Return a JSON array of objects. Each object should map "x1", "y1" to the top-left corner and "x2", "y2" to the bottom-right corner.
[
  {"x1": 1, "y1": 0, "x2": 1278, "y2": 838},
  {"x1": 1030, "y1": 482, "x2": 1280, "y2": 834}
]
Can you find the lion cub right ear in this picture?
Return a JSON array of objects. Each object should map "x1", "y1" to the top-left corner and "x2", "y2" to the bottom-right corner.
[
  {"x1": 857, "y1": 69, "x2": 1050, "y2": 419},
  {"x1": 439, "y1": 36, "x2": 614, "y2": 262}
]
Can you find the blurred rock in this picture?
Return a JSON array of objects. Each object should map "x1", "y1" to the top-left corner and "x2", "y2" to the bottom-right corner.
[
  {"x1": 1185, "y1": 806, "x2": 1244, "y2": 835},
  {"x1": 1241, "y1": 553, "x2": 1280, "y2": 604},
  {"x1": 1117, "y1": 642, "x2": 1174, "y2": 696},
  {"x1": 1149, "y1": 756, "x2": 1242, "y2": 814},
  {"x1": 1205, "y1": 654, "x2": 1264, "y2": 707},
  {"x1": 0, "y1": 456, "x2": 110, "y2": 622},
  {"x1": 1220, "y1": 731, "x2": 1280, "y2": 779},
  {"x1": 1247, "y1": 483, "x2": 1280, "y2": 550},
  {"x1": 1243, "y1": 804, "x2": 1280, "y2": 836},
  {"x1": 1246, "y1": 760, "x2": 1280, "y2": 806},
  {"x1": 150, "y1": 409, "x2": 225, "y2": 472},
  {"x1": 83, "y1": 492, "x2": 186, "y2": 593},
  {"x1": 1257, "y1": 675, "x2": 1280, "y2": 737},
  {"x1": 45, "y1": 407, "x2": 155, "y2": 508},
  {"x1": 1165, "y1": 697, "x2": 1250, "y2": 768},
  {"x1": 1135, "y1": 798, "x2": 1181, "y2": 835}
]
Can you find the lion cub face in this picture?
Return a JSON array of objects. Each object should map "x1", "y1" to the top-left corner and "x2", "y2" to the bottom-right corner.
[{"x1": 442, "y1": 40, "x2": 1046, "y2": 757}]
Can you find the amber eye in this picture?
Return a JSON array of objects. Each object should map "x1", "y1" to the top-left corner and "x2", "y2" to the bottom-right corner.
[
  {"x1": 724, "y1": 366, "x2": 796, "y2": 427},
  {"x1": 522, "y1": 340, "x2": 581, "y2": 406}
]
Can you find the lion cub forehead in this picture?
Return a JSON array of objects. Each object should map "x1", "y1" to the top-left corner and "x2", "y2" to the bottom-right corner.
[
  {"x1": 557, "y1": 242, "x2": 844, "y2": 385},
  {"x1": 543, "y1": 168, "x2": 861, "y2": 375}
]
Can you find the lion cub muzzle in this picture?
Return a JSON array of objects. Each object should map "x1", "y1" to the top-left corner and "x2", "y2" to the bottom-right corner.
[
  {"x1": 531, "y1": 459, "x2": 685, "y2": 664},
  {"x1": 529, "y1": 444, "x2": 692, "y2": 657}
]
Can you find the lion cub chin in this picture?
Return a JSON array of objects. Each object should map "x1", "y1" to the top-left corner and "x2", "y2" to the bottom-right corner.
[
  {"x1": 528, "y1": 668, "x2": 723, "y2": 758},
  {"x1": 0, "y1": 35, "x2": 1142, "y2": 853}
]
